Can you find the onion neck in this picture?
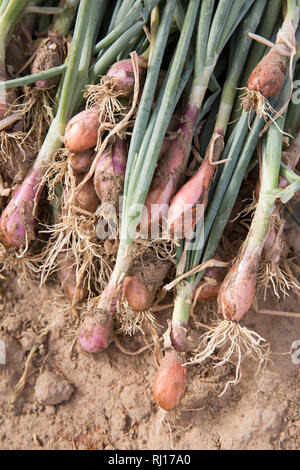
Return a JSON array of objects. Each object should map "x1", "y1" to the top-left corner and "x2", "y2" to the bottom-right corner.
[
  {"x1": 33, "y1": 117, "x2": 64, "y2": 171},
  {"x1": 171, "y1": 281, "x2": 193, "y2": 352},
  {"x1": 238, "y1": 120, "x2": 285, "y2": 268},
  {"x1": 110, "y1": 237, "x2": 132, "y2": 287}
]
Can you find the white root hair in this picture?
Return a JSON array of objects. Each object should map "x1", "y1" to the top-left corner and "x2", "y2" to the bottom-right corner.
[{"x1": 187, "y1": 320, "x2": 270, "y2": 396}]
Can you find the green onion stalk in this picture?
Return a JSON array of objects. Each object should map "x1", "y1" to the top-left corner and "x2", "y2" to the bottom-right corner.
[
  {"x1": 160, "y1": 107, "x2": 282, "y2": 396},
  {"x1": 0, "y1": 0, "x2": 30, "y2": 117},
  {"x1": 0, "y1": 0, "x2": 104, "y2": 250},
  {"x1": 112, "y1": 0, "x2": 150, "y2": 62},
  {"x1": 280, "y1": 126, "x2": 300, "y2": 189},
  {"x1": 118, "y1": 2, "x2": 159, "y2": 64},
  {"x1": 219, "y1": 115, "x2": 290, "y2": 322},
  {"x1": 163, "y1": 0, "x2": 261, "y2": 352},
  {"x1": 167, "y1": 0, "x2": 299, "y2": 357},
  {"x1": 50, "y1": 0, "x2": 80, "y2": 36},
  {"x1": 3, "y1": 64, "x2": 67, "y2": 90},
  {"x1": 259, "y1": 115, "x2": 300, "y2": 297},
  {"x1": 280, "y1": 161, "x2": 300, "y2": 184},
  {"x1": 140, "y1": 0, "x2": 255, "y2": 246},
  {"x1": 77, "y1": 0, "x2": 200, "y2": 354},
  {"x1": 284, "y1": 57, "x2": 300, "y2": 137},
  {"x1": 110, "y1": 0, "x2": 135, "y2": 32},
  {"x1": 167, "y1": 0, "x2": 266, "y2": 244},
  {"x1": 169, "y1": 112, "x2": 263, "y2": 352},
  {"x1": 92, "y1": 0, "x2": 159, "y2": 56},
  {"x1": 186, "y1": 77, "x2": 300, "y2": 392},
  {"x1": 0, "y1": 0, "x2": 162, "y2": 250},
  {"x1": 106, "y1": 0, "x2": 126, "y2": 33}
]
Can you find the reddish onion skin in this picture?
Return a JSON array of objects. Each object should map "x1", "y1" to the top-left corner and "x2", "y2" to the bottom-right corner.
[
  {"x1": 170, "y1": 322, "x2": 188, "y2": 353},
  {"x1": 64, "y1": 108, "x2": 101, "y2": 153},
  {"x1": 78, "y1": 317, "x2": 112, "y2": 353},
  {"x1": 36, "y1": 80, "x2": 49, "y2": 89},
  {"x1": 0, "y1": 167, "x2": 44, "y2": 249},
  {"x1": 217, "y1": 264, "x2": 257, "y2": 322},
  {"x1": 247, "y1": 49, "x2": 286, "y2": 98},
  {"x1": 69, "y1": 149, "x2": 94, "y2": 175},
  {"x1": 123, "y1": 276, "x2": 155, "y2": 311},
  {"x1": 195, "y1": 280, "x2": 221, "y2": 302},
  {"x1": 140, "y1": 106, "x2": 199, "y2": 236},
  {"x1": 168, "y1": 160, "x2": 214, "y2": 238},
  {"x1": 78, "y1": 281, "x2": 121, "y2": 353},
  {"x1": 153, "y1": 351, "x2": 186, "y2": 411},
  {"x1": 111, "y1": 137, "x2": 127, "y2": 174},
  {"x1": 106, "y1": 58, "x2": 146, "y2": 96},
  {"x1": 195, "y1": 265, "x2": 225, "y2": 303}
]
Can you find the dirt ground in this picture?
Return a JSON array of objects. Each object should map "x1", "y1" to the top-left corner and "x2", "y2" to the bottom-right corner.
[
  {"x1": 0, "y1": 224, "x2": 299, "y2": 450},
  {"x1": 0, "y1": 278, "x2": 299, "y2": 450}
]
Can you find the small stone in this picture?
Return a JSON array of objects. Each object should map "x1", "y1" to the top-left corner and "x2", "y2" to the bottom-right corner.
[
  {"x1": 35, "y1": 371, "x2": 74, "y2": 406},
  {"x1": 44, "y1": 405, "x2": 56, "y2": 416}
]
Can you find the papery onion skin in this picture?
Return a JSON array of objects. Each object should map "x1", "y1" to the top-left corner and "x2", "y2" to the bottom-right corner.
[
  {"x1": 0, "y1": 167, "x2": 44, "y2": 249},
  {"x1": 123, "y1": 275, "x2": 155, "y2": 311},
  {"x1": 106, "y1": 58, "x2": 146, "y2": 97},
  {"x1": 153, "y1": 350, "x2": 186, "y2": 411},
  {"x1": 247, "y1": 49, "x2": 286, "y2": 98},
  {"x1": 78, "y1": 281, "x2": 120, "y2": 353},
  {"x1": 69, "y1": 149, "x2": 95, "y2": 175},
  {"x1": 64, "y1": 108, "x2": 101, "y2": 153},
  {"x1": 217, "y1": 264, "x2": 257, "y2": 322},
  {"x1": 74, "y1": 174, "x2": 100, "y2": 213},
  {"x1": 78, "y1": 317, "x2": 112, "y2": 353}
]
